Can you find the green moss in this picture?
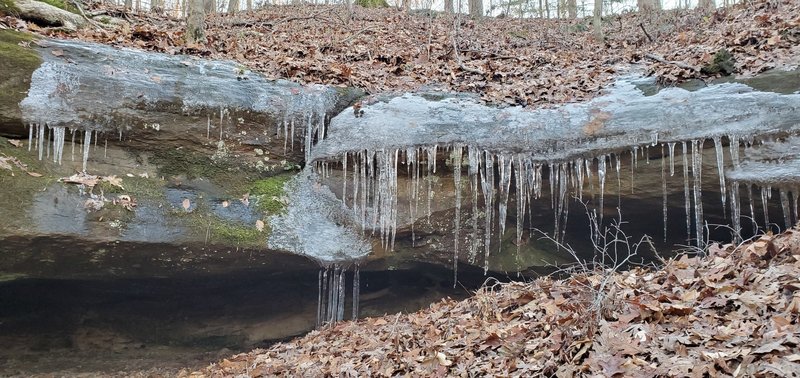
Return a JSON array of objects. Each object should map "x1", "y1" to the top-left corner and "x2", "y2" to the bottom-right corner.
[
  {"x1": 96, "y1": 175, "x2": 165, "y2": 199},
  {"x1": 37, "y1": 0, "x2": 78, "y2": 13},
  {"x1": 250, "y1": 173, "x2": 294, "y2": 214},
  {"x1": 355, "y1": 0, "x2": 388, "y2": 7},
  {"x1": 0, "y1": 136, "x2": 57, "y2": 233},
  {"x1": 208, "y1": 218, "x2": 267, "y2": 246},
  {"x1": 0, "y1": 0, "x2": 20, "y2": 15},
  {"x1": 701, "y1": 49, "x2": 736, "y2": 76},
  {"x1": 0, "y1": 30, "x2": 42, "y2": 128}
]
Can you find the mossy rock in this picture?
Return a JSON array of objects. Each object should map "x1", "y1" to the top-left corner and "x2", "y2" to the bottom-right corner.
[
  {"x1": 37, "y1": 0, "x2": 79, "y2": 13},
  {"x1": 0, "y1": 0, "x2": 21, "y2": 15},
  {"x1": 250, "y1": 173, "x2": 294, "y2": 214},
  {"x1": 0, "y1": 30, "x2": 41, "y2": 130},
  {"x1": 701, "y1": 49, "x2": 736, "y2": 76},
  {"x1": 355, "y1": 0, "x2": 388, "y2": 8}
]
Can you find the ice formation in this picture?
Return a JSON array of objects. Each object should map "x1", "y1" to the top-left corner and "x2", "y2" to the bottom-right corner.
[
  {"x1": 267, "y1": 170, "x2": 371, "y2": 325},
  {"x1": 304, "y1": 77, "x2": 800, "y2": 280}
]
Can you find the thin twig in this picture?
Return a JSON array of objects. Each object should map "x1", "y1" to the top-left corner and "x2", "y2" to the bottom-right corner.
[
  {"x1": 68, "y1": 0, "x2": 108, "y2": 32},
  {"x1": 638, "y1": 22, "x2": 653, "y2": 43}
]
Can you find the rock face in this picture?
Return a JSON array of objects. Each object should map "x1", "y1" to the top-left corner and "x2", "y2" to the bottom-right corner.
[
  {"x1": 2, "y1": 29, "x2": 800, "y2": 280},
  {"x1": 0, "y1": 32, "x2": 363, "y2": 280}
]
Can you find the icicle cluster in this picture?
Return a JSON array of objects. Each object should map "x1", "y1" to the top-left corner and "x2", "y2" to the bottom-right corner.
[
  {"x1": 26, "y1": 124, "x2": 103, "y2": 172},
  {"x1": 317, "y1": 263, "x2": 360, "y2": 326},
  {"x1": 274, "y1": 85, "x2": 336, "y2": 161}
]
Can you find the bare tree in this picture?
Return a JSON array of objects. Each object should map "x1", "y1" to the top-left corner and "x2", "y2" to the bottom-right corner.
[
  {"x1": 567, "y1": 0, "x2": 576, "y2": 18},
  {"x1": 203, "y1": 0, "x2": 215, "y2": 14},
  {"x1": 637, "y1": 0, "x2": 660, "y2": 12},
  {"x1": 445, "y1": 0, "x2": 454, "y2": 13},
  {"x1": 246, "y1": 0, "x2": 252, "y2": 11},
  {"x1": 227, "y1": 0, "x2": 239, "y2": 13},
  {"x1": 124, "y1": 0, "x2": 132, "y2": 9},
  {"x1": 592, "y1": 0, "x2": 602, "y2": 40},
  {"x1": 698, "y1": 0, "x2": 715, "y2": 11},
  {"x1": 187, "y1": 0, "x2": 205, "y2": 44},
  {"x1": 469, "y1": 0, "x2": 483, "y2": 16}
]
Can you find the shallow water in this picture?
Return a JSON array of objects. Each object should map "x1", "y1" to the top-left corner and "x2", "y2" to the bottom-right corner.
[{"x1": 0, "y1": 262, "x2": 490, "y2": 375}]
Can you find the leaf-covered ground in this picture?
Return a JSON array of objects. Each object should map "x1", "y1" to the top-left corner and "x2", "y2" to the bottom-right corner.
[
  {"x1": 14, "y1": 0, "x2": 800, "y2": 106},
  {"x1": 183, "y1": 229, "x2": 800, "y2": 377}
]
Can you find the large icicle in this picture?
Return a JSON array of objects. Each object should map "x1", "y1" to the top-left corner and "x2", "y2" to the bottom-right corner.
[
  {"x1": 52, "y1": 126, "x2": 65, "y2": 165},
  {"x1": 713, "y1": 137, "x2": 727, "y2": 217},
  {"x1": 480, "y1": 151, "x2": 495, "y2": 274},
  {"x1": 82, "y1": 130, "x2": 92, "y2": 172},
  {"x1": 682, "y1": 142, "x2": 692, "y2": 242},
  {"x1": 691, "y1": 139, "x2": 705, "y2": 247},
  {"x1": 452, "y1": 144, "x2": 463, "y2": 286},
  {"x1": 661, "y1": 145, "x2": 668, "y2": 242},
  {"x1": 467, "y1": 147, "x2": 480, "y2": 263},
  {"x1": 597, "y1": 155, "x2": 607, "y2": 229},
  {"x1": 497, "y1": 155, "x2": 513, "y2": 256}
]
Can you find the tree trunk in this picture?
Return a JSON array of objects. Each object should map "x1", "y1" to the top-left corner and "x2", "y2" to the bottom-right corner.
[
  {"x1": 124, "y1": 0, "x2": 132, "y2": 8},
  {"x1": 637, "y1": 0, "x2": 659, "y2": 12},
  {"x1": 246, "y1": 0, "x2": 251, "y2": 11},
  {"x1": 227, "y1": 0, "x2": 238, "y2": 13},
  {"x1": 187, "y1": 0, "x2": 205, "y2": 45},
  {"x1": 567, "y1": 0, "x2": 576, "y2": 18},
  {"x1": 698, "y1": 0, "x2": 715, "y2": 11},
  {"x1": 469, "y1": 0, "x2": 483, "y2": 16},
  {"x1": 203, "y1": 0, "x2": 215, "y2": 14},
  {"x1": 445, "y1": 0, "x2": 454, "y2": 13},
  {"x1": 592, "y1": 0, "x2": 602, "y2": 40}
]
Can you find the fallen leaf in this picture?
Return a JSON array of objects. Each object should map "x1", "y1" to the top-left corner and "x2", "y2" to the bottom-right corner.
[
  {"x1": 26, "y1": 172, "x2": 43, "y2": 177},
  {"x1": 255, "y1": 219, "x2": 265, "y2": 231},
  {"x1": 7, "y1": 140, "x2": 22, "y2": 147},
  {"x1": 182, "y1": 198, "x2": 191, "y2": 211},
  {"x1": 51, "y1": 48, "x2": 64, "y2": 57}
]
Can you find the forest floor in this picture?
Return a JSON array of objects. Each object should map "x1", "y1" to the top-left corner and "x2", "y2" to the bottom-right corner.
[
  {"x1": 5, "y1": 0, "x2": 798, "y2": 107},
  {"x1": 182, "y1": 229, "x2": 800, "y2": 377}
]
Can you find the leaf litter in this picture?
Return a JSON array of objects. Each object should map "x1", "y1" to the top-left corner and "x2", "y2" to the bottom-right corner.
[
  {"x1": 184, "y1": 227, "x2": 800, "y2": 377},
  {"x1": 24, "y1": 0, "x2": 800, "y2": 107}
]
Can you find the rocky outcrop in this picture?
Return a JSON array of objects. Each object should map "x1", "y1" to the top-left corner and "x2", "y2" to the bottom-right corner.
[{"x1": 0, "y1": 31, "x2": 363, "y2": 280}]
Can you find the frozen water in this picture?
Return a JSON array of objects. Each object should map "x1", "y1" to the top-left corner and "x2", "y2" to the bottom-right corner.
[{"x1": 268, "y1": 170, "x2": 371, "y2": 265}]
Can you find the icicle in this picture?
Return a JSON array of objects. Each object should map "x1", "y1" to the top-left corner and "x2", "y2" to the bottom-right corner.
[
  {"x1": 557, "y1": 164, "x2": 569, "y2": 243},
  {"x1": 352, "y1": 264, "x2": 360, "y2": 320},
  {"x1": 82, "y1": 130, "x2": 92, "y2": 172},
  {"x1": 497, "y1": 155, "x2": 512, "y2": 256},
  {"x1": 480, "y1": 151, "x2": 495, "y2": 274},
  {"x1": 52, "y1": 127, "x2": 65, "y2": 165},
  {"x1": 746, "y1": 184, "x2": 757, "y2": 234},
  {"x1": 731, "y1": 182, "x2": 741, "y2": 242},
  {"x1": 761, "y1": 186, "x2": 771, "y2": 228},
  {"x1": 468, "y1": 147, "x2": 480, "y2": 263},
  {"x1": 426, "y1": 146, "x2": 436, "y2": 222},
  {"x1": 37, "y1": 124, "x2": 44, "y2": 161},
  {"x1": 668, "y1": 142, "x2": 676, "y2": 176},
  {"x1": 317, "y1": 269, "x2": 323, "y2": 328},
  {"x1": 728, "y1": 135, "x2": 740, "y2": 168},
  {"x1": 28, "y1": 125, "x2": 32, "y2": 152},
  {"x1": 793, "y1": 190, "x2": 799, "y2": 227},
  {"x1": 682, "y1": 142, "x2": 692, "y2": 242},
  {"x1": 574, "y1": 158, "x2": 584, "y2": 200},
  {"x1": 713, "y1": 136, "x2": 727, "y2": 216},
  {"x1": 661, "y1": 146, "x2": 667, "y2": 242},
  {"x1": 207, "y1": 115, "x2": 211, "y2": 139},
  {"x1": 342, "y1": 153, "x2": 348, "y2": 206},
  {"x1": 452, "y1": 144, "x2": 463, "y2": 287},
  {"x1": 103, "y1": 139, "x2": 108, "y2": 159},
  {"x1": 45, "y1": 126, "x2": 50, "y2": 159},
  {"x1": 514, "y1": 154, "x2": 527, "y2": 273},
  {"x1": 630, "y1": 147, "x2": 637, "y2": 194},
  {"x1": 320, "y1": 267, "x2": 328, "y2": 326},
  {"x1": 219, "y1": 106, "x2": 225, "y2": 142},
  {"x1": 597, "y1": 155, "x2": 607, "y2": 229},
  {"x1": 70, "y1": 128, "x2": 75, "y2": 162},
  {"x1": 691, "y1": 139, "x2": 704, "y2": 247},
  {"x1": 337, "y1": 265, "x2": 345, "y2": 322},
  {"x1": 406, "y1": 148, "x2": 417, "y2": 245},
  {"x1": 780, "y1": 189, "x2": 791, "y2": 229}
]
